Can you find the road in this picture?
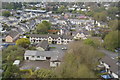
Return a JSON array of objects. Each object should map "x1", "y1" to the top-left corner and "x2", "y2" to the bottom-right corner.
[{"x1": 98, "y1": 48, "x2": 118, "y2": 60}]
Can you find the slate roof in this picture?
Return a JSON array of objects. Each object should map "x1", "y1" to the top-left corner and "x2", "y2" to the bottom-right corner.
[
  {"x1": 29, "y1": 34, "x2": 73, "y2": 39},
  {"x1": 24, "y1": 50, "x2": 63, "y2": 61},
  {"x1": 36, "y1": 40, "x2": 49, "y2": 50},
  {"x1": 8, "y1": 30, "x2": 19, "y2": 38},
  {"x1": 62, "y1": 35, "x2": 73, "y2": 39},
  {"x1": 29, "y1": 34, "x2": 48, "y2": 38}
]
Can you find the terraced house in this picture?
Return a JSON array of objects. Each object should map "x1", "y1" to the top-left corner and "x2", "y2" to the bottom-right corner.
[{"x1": 29, "y1": 34, "x2": 73, "y2": 44}]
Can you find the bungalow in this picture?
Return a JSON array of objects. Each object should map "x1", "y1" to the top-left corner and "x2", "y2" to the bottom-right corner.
[
  {"x1": 5, "y1": 30, "x2": 19, "y2": 43},
  {"x1": 24, "y1": 50, "x2": 63, "y2": 67}
]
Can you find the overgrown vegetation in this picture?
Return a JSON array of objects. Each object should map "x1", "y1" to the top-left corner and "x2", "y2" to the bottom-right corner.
[
  {"x1": 34, "y1": 21, "x2": 51, "y2": 34},
  {"x1": 54, "y1": 41, "x2": 104, "y2": 78}
]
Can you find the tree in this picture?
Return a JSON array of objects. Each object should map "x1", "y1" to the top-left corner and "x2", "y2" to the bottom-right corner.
[
  {"x1": 35, "y1": 21, "x2": 51, "y2": 34},
  {"x1": 42, "y1": 21, "x2": 51, "y2": 30},
  {"x1": 94, "y1": 11, "x2": 107, "y2": 22},
  {"x1": 3, "y1": 64, "x2": 21, "y2": 78},
  {"x1": 85, "y1": 11, "x2": 94, "y2": 17},
  {"x1": 32, "y1": 69, "x2": 56, "y2": 78},
  {"x1": 55, "y1": 41, "x2": 103, "y2": 78},
  {"x1": 32, "y1": 6, "x2": 37, "y2": 10},
  {"x1": 104, "y1": 30, "x2": 120, "y2": 51},
  {"x1": 2, "y1": 45, "x2": 25, "y2": 62},
  {"x1": 16, "y1": 38, "x2": 30, "y2": 48},
  {"x1": 36, "y1": 23, "x2": 48, "y2": 34},
  {"x1": 2, "y1": 2, "x2": 22, "y2": 10},
  {"x1": 57, "y1": 5, "x2": 65, "y2": 13},
  {"x1": 2, "y1": 11, "x2": 11, "y2": 17},
  {"x1": 84, "y1": 38, "x2": 95, "y2": 47},
  {"x1": 107, "y1": 7, "x2": 118, "y2": 20},
  {"x1": 84, "y1": 38, "x2": 102, "y2": 48},
  {"x1": 108, "y1": 20, "x2": 119, "y2": 31}
]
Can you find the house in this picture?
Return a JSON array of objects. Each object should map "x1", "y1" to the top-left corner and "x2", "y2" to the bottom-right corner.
[
  {"x1": 0, "y1": 16, "x2": 9, "y2": 23},
  {"x1": 73, "y1": 32, "x2": 88, "y2": 40},
  {"x1": 36, "y1": 40, "x2": 49, "y2": 51},
  {"x1": 69, "y1": 19, "x2": 94, "y2": 25},
  {"x1": 99, "y1": 56, "x2": 119, "y2": 78},
  {"x1": 48, "y1": 30, "x2": 59, "y2": 34},
  {"x1": 24, "y1": 50, "x2": 63, "y2": 67},
  {"x1": 24, "y1": 9, "x2": 46, "y2": 13},
  {"x1": 95, "y1": 21, "x2": 108, "y2": 28},
  {"x1": 5, "y1": 30, "x2": 19, "y2": 42},
  {"x1": 57, "y1": 20, "x2": 67, "y2": 25},
  {"x1": 29, "y1": 34, "x2": 73, "y2": 45},
  {"x1": 8, "y1": 16, "x2": 17, "y2": 21}
]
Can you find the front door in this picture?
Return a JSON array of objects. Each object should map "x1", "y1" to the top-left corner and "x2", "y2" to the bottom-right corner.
[
  {"x1": 46, "y1": 57, "x2": 51, "y2": 60},
  {"x1": 26, "y1": 57, "x2": 29, "y2": 60}
]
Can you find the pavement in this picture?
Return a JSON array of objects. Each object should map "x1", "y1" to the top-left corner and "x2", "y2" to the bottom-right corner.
[{"x1": 49, "y1": 44, "x2": 67, "y2": 54}]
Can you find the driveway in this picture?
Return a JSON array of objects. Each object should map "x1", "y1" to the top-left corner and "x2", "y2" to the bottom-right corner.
[{"x1": 49, "y1": 44, "x2": 67, "y2": 54}]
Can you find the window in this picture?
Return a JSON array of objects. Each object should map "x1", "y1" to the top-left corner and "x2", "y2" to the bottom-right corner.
[
  {"x1": 41, "y1": 56, "x2": 44, "y2": 59},
  {"x1": 37, "y1": 56, "x2": 40, "y2": 58},
  {"x1": 49, "y1": 37, "x2": 51, "y2": 40},
  {"x1": 56, "y1": 63, "x2": 59, "y2": 67},
  {"x1": 32, "y1": 56, "x2": 34, "y2": 58}
]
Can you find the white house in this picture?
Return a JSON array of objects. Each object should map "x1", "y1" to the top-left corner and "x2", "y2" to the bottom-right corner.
[
  {"x1": 24, "y1": 50, "x2": 63, "y2": 67},
  {"x1": 29, "y1": 34, "x2": 73, "y2": 45},
  {"x1": 73, "y1": 32, "x2": 88, "y2": 40}
]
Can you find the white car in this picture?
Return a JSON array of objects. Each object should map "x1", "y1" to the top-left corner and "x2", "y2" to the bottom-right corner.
[{"x1": 62, "y1": 47, "x2": 67, "y2": 50}]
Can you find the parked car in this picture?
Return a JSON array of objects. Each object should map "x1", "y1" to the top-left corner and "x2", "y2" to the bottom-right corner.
[{"x1": 62, "y1": 47, "x2": 67, "y2": 50}]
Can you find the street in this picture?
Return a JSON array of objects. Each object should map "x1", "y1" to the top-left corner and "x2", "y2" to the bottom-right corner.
[{"x1": 98, "y1": 48, "x2": 118, "y2": 60}]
